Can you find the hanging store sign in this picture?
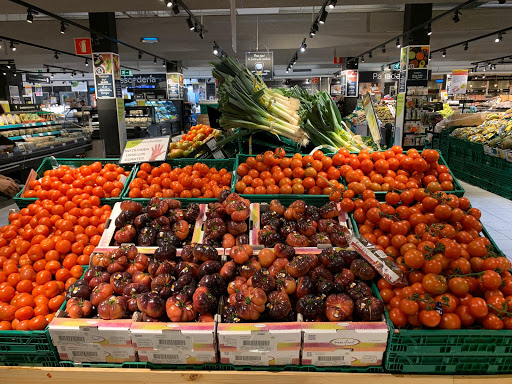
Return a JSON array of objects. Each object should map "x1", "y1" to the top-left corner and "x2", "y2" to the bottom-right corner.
[
  {"x1": 25, "y1": 74, "x2": 50, "y2": 83},
  {"x1": 451, "y1": 69, "x2": 469, "y2": 94},
  {"x1": 363, "y1": 93, "x2": 382, "y2": 149},
  {"x1": 120, "y1": 69, "x2": 133, "y2": 77},
  {"x1": 93, "y1": 53, "x2": 115, "y2": 98},
  {"x1": 245, "y1": 51, "x2": 273, "y2": 81},
  {"x1": 166, "y1": 73, "x2": 184, "y2": 99},
  {"x1": 405, "y1": 45, "x2": 430, "y2": 85},
  {"x1": 344, "y1": 70, "x2": 359, "y2": 97},
  {"x1": 120, "y1": 74, "x2": 166, "y2": 88}
]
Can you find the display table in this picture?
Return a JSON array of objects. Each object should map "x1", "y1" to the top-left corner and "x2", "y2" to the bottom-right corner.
[{"x1": 3, "y1": 366, "x2": 510, "y2": 384}]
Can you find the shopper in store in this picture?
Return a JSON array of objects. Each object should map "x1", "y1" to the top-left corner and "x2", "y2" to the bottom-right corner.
[{"x1": 0, "y1": 174, "x2": 19, "y2": 198}]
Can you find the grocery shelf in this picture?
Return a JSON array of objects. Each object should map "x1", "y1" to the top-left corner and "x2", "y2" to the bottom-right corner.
[
  {"x1": 7, "y1": 131, "x2": 62, "y2": 140},
  {"x1": 0, "y1": 121, "x2": 57, "y2": 130}
]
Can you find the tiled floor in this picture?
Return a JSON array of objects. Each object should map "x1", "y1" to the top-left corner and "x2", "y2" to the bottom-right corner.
[
  {"x1": 459, "y1": 181, "x2": 512, "y2": 257},
  {"x1": 1, "y1": 181, "x2": 511, "y2": 256}
]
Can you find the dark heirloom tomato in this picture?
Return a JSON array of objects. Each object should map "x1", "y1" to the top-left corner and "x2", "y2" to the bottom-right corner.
[
  {"x1": 198, "y1": 260, "x2": 222, "y2": 278},
  {"x1": 320, "y1": 201, "x2": 339, "y2": 219},
  {"x1": 223, "y1": 305, "x2": 242, "y2": 323},
  {"x1": 153, "y1": 244, "x2": 176, "y2": 261},
  {"x1": 306, "y1": 254, "x2": 319, "y2": 269},
  {"x1": 296, "y1": 294, "x2": 325, "y2": 319},
  {"x1": 127, "y1": 253, "x2": 149, "y2": 275},
  {"x1": 286, "y1": 232, "x2": 310, "y2": 247},
  {"x1": 235, "y1": 286, "x2": 267, "y2": 320},
  {"x1": 267, "y1": 291, "x2": 292, "y2": 320},
  {"x1": 166, "y1": 199, "x2": 182, "y2": 210},
  {"x1": 88, "y1": 270, "x2": 111, "y2": 289},
  {"x1": 184, "y1": 203, "x2": 200, "y2": 222},
  {"x1": 121, "y1": 201, "x2": 143, "y2": 214},
  {"x1": 334, "y1": 269, "x2": 355, "y2": 288},
  {"x1": 132, "y1": 271, "x2": 152, "y2": 289},
  {"x1": 239, "y1": 258, "x2": 262, "y2": 279},
  {"x1": 151, "y1": 216, "x2": 171, "y2": 232},
  {"x1": 258, "y1": 226, "x2": 281, "y2": 248},
  {"x1": 173, "y1": 220, "x2": 190, "y2": 240},
  {"x1": 249, "y1": 269, "x2": 276, "y2": 294},
  {"x1": 207, "y1": 202, "x2": 226, "y2": 219},
  {"x1": 148, "y1": 260, "x2": 176, "y2": 278},
  {"x1": 226, "y1": 201, "x2": 250, "y2": 222},
  {"x1": 218, "y1": 188, "x2": 231, "y2": 204},
  {"x1": 156, "y1": 231, "x2": 179, "y2": 247},
  {"x1": 147, "y1": 197, "x2": 169, "y2": 218},
  {"x1": 310, "y1": 233, "x2": 332, "y2": 247},
  {"x1": 97, "y1": 295, "x2": 128, "y2": 320},
  {"x1": 274, "y1": 243, "x2": 295, "y2": 259},
  {"x1": 261, "y1": 211, "x2": 280, "y2": 227},
  {"x1": 289, "y1": 200, "x2": 306, "y2": 220},
  {"x1": 137, "y1": 292, "x2": 166, "y2": 318},
  {"x1": 114, "y1": 225, "x2": 137, "y2": 244},
  {"x1": 338, "y1": 249, "x2": 359, "y2": 266},
  {"x1": 318, "y1": 219, "x2": 337, "y2": 234},
  {"x1": 220, "y1": 261, "x2": 237, "y2": 281},
  {"x1": 305, "y1": 205, "x2": 320, "y2": 222},
  {"x1": 269, "y1": 258, "x2": 290, "y2": 277},
  {"x1": 107, "y1": 255, "x2": 128, "y2": 274},
  {"x1": 123, "y1": 283, "x2": 149, "y2": 312},
  {"x1": 176, "y1": 262, "x2": 200, "y2": 278},
  {"x1": 296, "y1": 276, "x2": 315, "y2": 298},
  {"x1": 115, "y1": 210, "x2": 137, "y2": 228},
  {"x1": 138, "y1": 229, "x2": 156, "y2": 247},
  {"x1": 350, "y1": 259, "x2": 377, "y2": 281},
  {"x1": 325, "y1": 293, "x2": 354, "y2": 321},
  {"x1": 198, "y1": 313, "x2": 214, "y2": 322},
  {"x1": 318, "y1": 280, "x2": 337, "y2": 296},
  {"x1": 110, "y1": 272, "x2": 132, "y2": 295},
  {"x1": 66, "y1": 298, "x2": 93, "y2": 319},
  {"x1": 236, "y1": 234, "x2": 249, "y2": 245},
  {"x1": 227, "y1": 276, "x2": 247, "y2": 295},
  {"x1": 275, "y1": 271, "x2": 297, "y2": 295},
  {"x1": 167, "y1": 209, "x2": 185, "y2": 224},
  {"x1": 286, "y1": 255, "x2": 312, "y2": 278},
  {"x1": 298, "y1": 220, "x2": 317, "y2": 237},
  {"x1": 134, "y1": 213, "x2": 152, "y2": 231},
  {"x1": 280, "y1": 221, "x2": 298, "y2": 239},
  {"x1": 270, "y1": 199, "x2": 286, "y2": 215},
  {"x1": 90, "y1": 282, "x2": 115, "y2": 307},
  {"x1": 346, "y1": 281, "x2": 372, "y2": 301},
  {"x1": 227, "y1": 220, "x2": 248, "y2": 236},
  {"x1": 181, "y1": 245, "x2": 194, "y2": 262},
  {"x1": 193, "y1": 286, "x2": 218, "y2": 314},
  {"x1": 151, "y1": 274, "x2": 176, "y2": 299},
  {"x1": 204, "y1": 218, "x2": 227, "y2": 240},
  {"x1": 230, "y1": 244, "x2": 253, "y2": 265},
  {"x1": 319, "y1": 248, "x2": 345, "y2": 272},
  {"x1": 309, "y1": 266, "x2": 334, "y2": 283},
  {"x1": 166, "y1": 293, "x2": 197, "y2": 322},
  {"x1": 356, "y1": 296, "x2": 384, "y2": 321},
  {"x1": 192, "y1": 244, "x2": 219, "y2": 262},
  {"x1": 199, "y1": 273, "x2": 226, "y2": 297},
  {"x1": 329, "y1": 225, "x2": 350, "y2": 247},
  {"x1": 66, "y1": 280, "x2": 91, "y2": 301},
  {"x1": 172, "y1": 273, "x2": 197, "y2": 300}
]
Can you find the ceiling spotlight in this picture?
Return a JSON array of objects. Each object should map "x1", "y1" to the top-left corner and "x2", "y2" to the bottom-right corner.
[
  {"x1": 499, "y1": 0, "x2": 506, "y2": 3},
  {"x1": 50, "y1": 73, "x2": 54, "y2": 78},
  {"x1": 495, "y1": 33, "x2": 503, "y2": 43},
  {"x1": 10, "y1": 41, "x2": 16, "y2": 51},
  {"x1": 85, "y1": 59, "x2": 89, "y2": 66},
  {"x1": 166, "y1": 0, "x2": 173, "y2": 7},
  {"x1": 495, "y1": 83, "x2": 498, "y2": 87},
  {"x1": 442, "y1": 49, "x2": 446, "y2": 57},
  {"x1": 6, "y1": 63, "x2": 11, "y2": 69},
  {"x1": 82, "y1": 73, "x2": 85, "y2": 77},
  {"x1": 452, "y1": 11, "x2": 461, "y2": 23},
  {"x1": 327, "y1": 0, "x2": 337, "y2": 11},
  {"x1": 171, "y1": 4, "x2": 180, "y2": 14},
  {"x1": 26, "y1": 8, "x2": 33, "y2": 23},
  {"x1": 319, "y1": 10, "x2": 328, "y2": 24},
  {"x1": 138, "y1": 51, "x2": 143, "y2": 59},
  {"x1": 54, "y1": 51, "x2": 59, "y2": 59},
  {"x1": 71, "y1": 73, "x2": 74, "y2": 78},
  {"x1": 300, "y1": 39, "x2": 307, "y2": 53},
  {"x1": 13, "y1": 73, "x2": 16, "y2": 77},
  {"x1": 286, "y1": 68, "x2": 289, "y2": 73},
  {"x1": 369, "y1": 51, "x2": 372, "y2": 59},
  {"x1": 153, "y1": 57, "x2": 157, "y2": 64},
  {"x1": 46, "y1": 67, "x2": 50, "y2": 73},
  {"x1": 464, "y1": 42, "x2": 468, "y2": 50},
  {"x1": 162, "y1": 60, "x2": 166, "y2": 67},
  {"x1": 388, "y1": 65, "x2": 391, "y2": 70},
  {"x1": 381, "y1": 46, "x2": 386, "y2": 53},
  {"x1": 427, "y1": 24, "x2": 432, "y2": 36},
  {"x1": 186, "y1": 17, "x2": 194, "y2": 30},
  {"x1": 396, "y1": 38, "x2": 401, "y2": 48},
  {"x1": 361, "y1": 56, "x2": 365, "y2": 63},
  {"x1": 60, "y1": 21, "x2": 66, "y2": 34},
  {"x1": 2, "y1": 72, "x2": 5, "y2": 76}
]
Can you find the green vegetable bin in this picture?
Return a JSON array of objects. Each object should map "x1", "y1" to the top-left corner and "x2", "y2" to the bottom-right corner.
[
  {"x1": 121, "y1": 158, "x2": 236, "y2": 204},
  {"x1": 0, "y1": 328, "x2": 60, "y2": 366},
  {"x1": 14, "y1": 158, "x2": 136, "y2": 209}
]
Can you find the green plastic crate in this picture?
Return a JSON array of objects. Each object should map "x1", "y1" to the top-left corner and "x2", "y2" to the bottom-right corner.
[
  {"x1": 0, "y1": 327, "x2": 59, "y2": 366},
  {"x1": 121, "y1": 158, "x2": 236, "y2": 204},
  {"x1": 234, "y1": 154, "x2": 335, "y2": 205},
  {"x1": 14, "y1": 158, "x2": 136, "y2": 208}
]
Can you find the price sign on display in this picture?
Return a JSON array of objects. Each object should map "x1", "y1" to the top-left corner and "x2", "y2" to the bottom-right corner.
[
  {"x1": 363, "y1": 93, "x2": 381, "y2": 150},
  {"x1": 120, "y1": 136, "x2": 171, "y2": 164}
]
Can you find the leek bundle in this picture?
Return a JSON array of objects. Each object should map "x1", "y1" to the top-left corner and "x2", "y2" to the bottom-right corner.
[{"x1": 212, "y1": 57, "x2": 309, "y2": 146}]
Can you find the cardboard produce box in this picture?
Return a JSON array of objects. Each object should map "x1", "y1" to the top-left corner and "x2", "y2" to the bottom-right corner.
[
  {"x1": 301, "y1": 321, "x2": 388, "y2": 367},
  {"x1": 130, "y1": 313, "x2": 217, "y2": 364},
  {"x1": 220, "y1": 350, "x2": 300, "y2": 366},
  {"x1": 56, "y1": 344, "x2": 137, "y2": 363}
]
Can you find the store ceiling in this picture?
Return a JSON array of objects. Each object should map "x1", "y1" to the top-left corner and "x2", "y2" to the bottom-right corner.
[{"x1": 0, "y1": 0, "x2": 511, "y2": 78}]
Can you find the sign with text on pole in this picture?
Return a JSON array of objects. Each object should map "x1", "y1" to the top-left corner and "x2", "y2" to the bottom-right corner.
[
  {"x1": 119, "y1": 136, "x2": 171, "y2": 164},
  {"x1": 245, "y1": 51, "x2": 273, "y2": 81},
  {"x1": 74, "y1": 38, "x2": 92, "y2": 55},
  {"x1": 166, "y1": 73, "x2": 184, "y2": 100},
  {"x1": 451, "y1": 69, "x2": 469, "y2": 94},
  {"x1": 93, "y1": 53, "x2": 122, "y2": 99},
  {"x1": 405, "y1": 45, "x2": 430, "y2": 84},
  {"x1": 344, "y1": 70, "x2": 359, "y2": 97},
  {"x1": 362, "y1": 93, "x2": 381, "y2": 150}
]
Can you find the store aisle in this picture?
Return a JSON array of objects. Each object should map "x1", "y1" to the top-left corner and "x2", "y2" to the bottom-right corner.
[{"x1": 459, "y1": 181, "x2": 512, "y2": 257}]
